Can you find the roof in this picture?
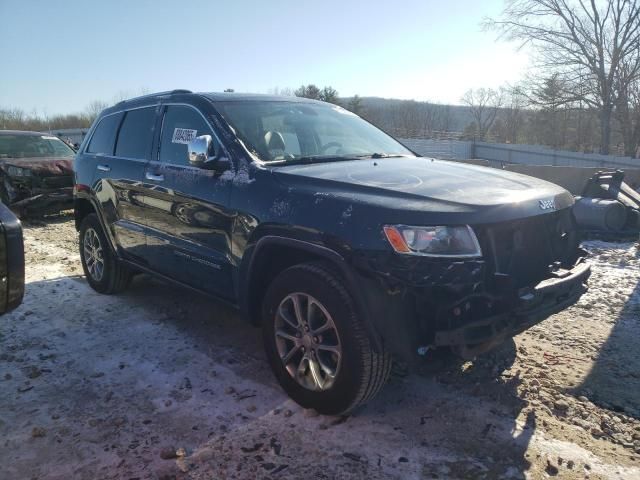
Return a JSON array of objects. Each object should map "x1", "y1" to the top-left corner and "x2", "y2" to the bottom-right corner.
[
  {"x1": 199, "y1": 92, "x2": 325, "y2": 104},
  {"x1": 99, "y1": 90, "x2": 330, "y2": 117},
  {"x1": 0, "y1": 130, "x2": 52, "y2": 136}
]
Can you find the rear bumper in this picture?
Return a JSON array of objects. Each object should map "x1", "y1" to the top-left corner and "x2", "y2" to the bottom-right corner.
[{"x1": 433, "y1": 258, "x2": 591, "y2": 354}]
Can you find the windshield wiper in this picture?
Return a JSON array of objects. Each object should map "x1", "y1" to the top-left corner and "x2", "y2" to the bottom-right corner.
[
  {"x1": 266, "y1": 153, "x2": 412, "y2": 166},
  {"x1": 267, "y1": 155, "x2": 361, "y2": 166},
  {"x1": 354, "y1": 153, "x2": 409, "y2": 159}
]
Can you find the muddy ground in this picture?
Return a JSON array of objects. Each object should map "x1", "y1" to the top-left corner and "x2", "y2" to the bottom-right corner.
[{"x1": 0, "y1": 213, "x2": 639, "y2": 479}]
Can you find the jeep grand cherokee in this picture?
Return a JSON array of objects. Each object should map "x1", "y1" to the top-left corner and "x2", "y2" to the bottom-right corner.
[{"x1": 73, "y1": 90, "x2": 590, "y2": 414}]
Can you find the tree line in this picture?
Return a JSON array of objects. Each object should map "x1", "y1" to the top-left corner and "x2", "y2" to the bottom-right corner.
[
  {"x1": 291, "y1": 81, "x2": 638, "y2": 157},
  {"x1": 0, "y1": 90, "x2": 145, "y2": 132},
  {"x1": 294, "y1": 0, "x2": 640, "y2": 158},
  {"x1": 0, "y1": 102, "x2": 105, "y2": 131},
  {"x1": 484, "y1": 0, "x2": 640, "y2": 156}
]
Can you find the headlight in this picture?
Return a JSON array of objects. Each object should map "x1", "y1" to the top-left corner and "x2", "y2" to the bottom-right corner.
[
  {"x1": 383, "y1": 225, "x2": 482, "y2": 257},
  {"x1": 5, "y1": 165, "x2": 32, "y2": 177}
]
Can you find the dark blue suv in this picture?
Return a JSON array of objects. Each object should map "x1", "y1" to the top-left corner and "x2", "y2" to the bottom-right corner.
[{"x1": 73, "y1": 90, "x2": 590, "y2": 414}]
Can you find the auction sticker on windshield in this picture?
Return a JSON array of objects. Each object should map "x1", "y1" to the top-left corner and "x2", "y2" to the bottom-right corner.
[{"x1": 172, "y1": 128, "x2": 197, "y2": 144}]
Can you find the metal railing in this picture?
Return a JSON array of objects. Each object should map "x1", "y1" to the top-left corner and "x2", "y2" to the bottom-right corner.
[{"x1": 399, "y1": 137, "x2": 639, "y2": 169}]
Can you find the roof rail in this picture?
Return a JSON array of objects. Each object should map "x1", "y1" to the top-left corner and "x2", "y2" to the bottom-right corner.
[{"x1": 116, "y1": 89, "x2": 193, "y2": 105}]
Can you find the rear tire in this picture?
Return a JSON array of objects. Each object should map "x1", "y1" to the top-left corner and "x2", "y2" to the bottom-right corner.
[
  {"x1": 262, "y1": 262, "x2": 391, "y2": 415},
  {"x1": 79, "y1": 213, "x2": 131, "y2": 294}
]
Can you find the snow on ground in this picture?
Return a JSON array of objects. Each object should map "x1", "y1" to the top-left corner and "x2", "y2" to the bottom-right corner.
[{"x1": 0, "y1": 213, "x2": 639, "y2": 479}]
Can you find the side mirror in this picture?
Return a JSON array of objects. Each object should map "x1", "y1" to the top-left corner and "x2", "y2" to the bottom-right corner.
[
  {"x1": 188, "y1": 135, "x2": 230, "y2": 173},
  {"x1": 0, "y1": 203, "x2": 24, "y2": 316}
]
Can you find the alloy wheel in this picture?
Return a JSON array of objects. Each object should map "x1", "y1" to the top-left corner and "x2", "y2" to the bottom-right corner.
[
  {"x1": 83, "y1": 228, "x2": 105, "y2": 282},
  {"x1": 274, "y1": 292, "x2": 342, "y2": 391}
]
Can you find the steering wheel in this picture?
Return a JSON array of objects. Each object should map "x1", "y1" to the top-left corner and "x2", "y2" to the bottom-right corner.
[{"x1": 320, "y1": 142, "x2": 343, "y2": 154}]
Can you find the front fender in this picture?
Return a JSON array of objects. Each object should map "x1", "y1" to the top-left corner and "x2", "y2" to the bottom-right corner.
[{"x1": 238, "y1": 235, "x2": 384, "y2": 353}]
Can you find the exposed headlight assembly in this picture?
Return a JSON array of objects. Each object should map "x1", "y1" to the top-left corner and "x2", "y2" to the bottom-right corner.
[
  {"x1": 383, "y1": 225, "x2": 482, "y2": 257},
  {"x1": 5, "y1": 165, "x2": 32, "y2": 177}
]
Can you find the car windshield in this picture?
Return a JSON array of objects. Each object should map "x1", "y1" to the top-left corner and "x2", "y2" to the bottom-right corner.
[
  {"x1": 216, "y1": 100, "x2": 414, "y2": 164},
  {"x1": 0, "y1": 134, "x2": 75, "y2": 159}
]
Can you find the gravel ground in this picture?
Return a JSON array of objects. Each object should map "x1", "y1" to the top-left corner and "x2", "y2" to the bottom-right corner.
[{"x1": 0, "y1": 213, "x2": 639, "y2": 479}]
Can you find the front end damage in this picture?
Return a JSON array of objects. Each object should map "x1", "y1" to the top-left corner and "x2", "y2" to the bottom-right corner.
[
  {"x1": 355, "y1": 208, "x2": 591, "y2": 363},
  {"x1": 1, "y1": 159, "x2": 74, "y2": 215}
]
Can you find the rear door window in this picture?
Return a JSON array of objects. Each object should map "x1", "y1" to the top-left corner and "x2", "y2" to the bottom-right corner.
[
  {"x1": 115, "y1": 107, "x2": 157, "y2": 160},
  {"x1": 86, "y1": 113, "x2": 122, "y2": 155},
  {"x1": 159, "y1": 105, "x2": 219, "y2": 166}
]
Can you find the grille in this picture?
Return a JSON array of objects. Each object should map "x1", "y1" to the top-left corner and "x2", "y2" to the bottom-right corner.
[{"x1": 479, "y1": 209, "x2": 578, "y2": 288}]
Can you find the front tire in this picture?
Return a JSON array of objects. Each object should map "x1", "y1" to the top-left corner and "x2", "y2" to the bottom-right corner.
[
  {"x1": 262, "y1": 262, "x2": 391, "y2": 415},
  {"x1": 79, "y1": 213, "x2": 131, "y2": 294}
]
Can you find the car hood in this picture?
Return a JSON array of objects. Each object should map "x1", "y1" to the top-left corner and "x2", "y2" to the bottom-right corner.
[
  {"x1": 0, "y1": 157, "x2": 74, "y2": 176},
  {"x1": 270, "y1": 157, "x2": 574, "y2": 219}
]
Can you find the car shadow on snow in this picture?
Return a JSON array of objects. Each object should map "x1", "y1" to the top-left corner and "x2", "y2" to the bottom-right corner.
[
  {"x1": 119, "y1": 275, "x2": 538, "y2": 477},
  {"x1": 118, "y1": 273, "x2": 274, "y2": 383},
  {"x1": 18, "y1": 270, "x2": 536, "y2": 478},
  {"x1": 574, "y1": 276, "x2": 640, "y2": 420},
  {"x1": 113, "y1": 275, "x2": 538, "y2": 476}
]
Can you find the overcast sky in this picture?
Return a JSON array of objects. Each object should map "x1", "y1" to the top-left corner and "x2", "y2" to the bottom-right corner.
[{"x1": 0, "y1": 0, "x2": 530, "y2": 115}]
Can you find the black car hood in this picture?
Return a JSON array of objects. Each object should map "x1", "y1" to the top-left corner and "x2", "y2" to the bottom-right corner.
[
  {"x1": 0, "y1": 157, "x2": 74, "y2": 176},
  {"x1": 270, "y1": 157, "x2": 574, "y2": 220}
]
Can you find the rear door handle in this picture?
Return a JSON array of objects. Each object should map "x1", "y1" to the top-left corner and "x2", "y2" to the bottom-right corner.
[
  {"x1": 145, "y1": 172, "x2": 164, "y2": 182},
  {"x1": 97, "y1": 164, "x2": 111, "y2": 172}
]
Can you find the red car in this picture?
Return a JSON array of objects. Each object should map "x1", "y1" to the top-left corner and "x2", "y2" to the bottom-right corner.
[{"x1": 0, "y1": 130, "x2": 75, "y2": 216}]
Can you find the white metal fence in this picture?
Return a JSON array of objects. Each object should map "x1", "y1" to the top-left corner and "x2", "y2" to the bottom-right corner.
[
  {"x1": 399, "y1": 138, "x2": 474, "y2": 160},
  {"x1": 399, "y1": 138, "x2": 639, "y2": 169}
]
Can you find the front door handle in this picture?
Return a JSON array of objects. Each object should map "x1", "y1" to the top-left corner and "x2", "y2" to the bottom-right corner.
[
  {"x1": 97, "y1": 164, "x2": 111, "y2": 172},
  {"x1": 145, "y1": 172, "x2": 164, "y2": 182}
]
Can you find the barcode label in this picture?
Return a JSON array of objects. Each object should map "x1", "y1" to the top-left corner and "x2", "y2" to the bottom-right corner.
[{"x1": 172, "y1": 128, "x2": 197, "y2": 144}]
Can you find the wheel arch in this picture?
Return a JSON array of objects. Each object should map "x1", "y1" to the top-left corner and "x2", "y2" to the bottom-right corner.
[
  {"x1": 239, "y1": 236, "x2": 383, "y2": 352},
  {"x1": 74, "y1": 195, "x2": 118, "y2": 255},
  {"x1": 74, "y1": 197, "x2": 95, "y2": 231}
]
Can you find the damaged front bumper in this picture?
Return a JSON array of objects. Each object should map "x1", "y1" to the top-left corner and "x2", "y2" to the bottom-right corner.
[
  {"x1": 10, "y1": 187, "x2": 74, "y2": 215},
  {"x1": 354, "y1": 248, "x2": 591, "y2": 363},
  {"x1": 432, "y1": 258, "x2": 590, "y2": 358}
]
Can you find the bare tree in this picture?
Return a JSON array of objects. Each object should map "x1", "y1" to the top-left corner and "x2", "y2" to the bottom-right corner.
[
  {"x1": 486, "y1": 0, "x2": 640, "y2": 154},
  {"x1": 461, "y1": 88, "x2": 504, "y2": 140},
  {"x1": 85, "y1": 100, "x2": 109, "y2": 123},
  {"x1": 614, "y1": 61, "x2": 640, "y2": 156},
  {"x1": 496, "y1": 85, "x2": 529, "y2": 143},
  {"x1": 435, "y1": 104, "x2": 452, "y2": 132}
]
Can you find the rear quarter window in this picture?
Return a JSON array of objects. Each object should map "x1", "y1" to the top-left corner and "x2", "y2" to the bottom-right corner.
[
  {"x1": 86, "y1": 113, "x2": 123, "y2": 155},
  {"x1": 115, "y1": 107, "x2": 157, "y2": 159}
]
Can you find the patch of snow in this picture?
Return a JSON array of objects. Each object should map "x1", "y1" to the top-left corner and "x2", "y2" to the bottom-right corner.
[
  {"x1": 341, "y1": 205, "x2": 353, "y2": 219},
  {"x1": 269, "y1": 199, "x2": 290, "y2": 218}
]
